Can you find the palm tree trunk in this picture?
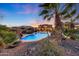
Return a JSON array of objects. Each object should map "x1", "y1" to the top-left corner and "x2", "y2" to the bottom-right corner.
[
  {"x1": 55, "y1": 11, "x2": 62, "y2": 30},
  {"x1": 53, "y1": 11, "x2": 63, "y2": 44}
]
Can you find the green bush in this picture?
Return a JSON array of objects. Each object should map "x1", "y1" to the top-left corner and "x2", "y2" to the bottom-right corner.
[
  {"x1": 0, "y1": 30, "x2": 17, "y2": 44},
  {"x1": 63, "y1": 28, "x2": 79, "y2": 40},
  {"x1": 0, "y1": 25, "x2": 9, "y2": 31},
  {"x1": 0, "y1": 25, "x2": 17, "y2": 48}
]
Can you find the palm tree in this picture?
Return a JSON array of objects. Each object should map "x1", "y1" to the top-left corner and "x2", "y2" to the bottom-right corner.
[
  {"x1": 39, "y1": 4, "x2": 76, "y2": 29},
  {"x1": 39, "y1": 3, "x2": 76, "y2": 43}
]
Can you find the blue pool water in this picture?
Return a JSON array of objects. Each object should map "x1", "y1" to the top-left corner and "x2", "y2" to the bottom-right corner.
[{"x1": 21, "y1": 32, "x2": 49, "y2": 42}]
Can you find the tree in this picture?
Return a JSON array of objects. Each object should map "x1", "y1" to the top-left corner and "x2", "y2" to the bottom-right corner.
[
  {"x1": 39, "y1": 4, "x2": 76, "y2": 29},
  {"x1": 39, "y1": 3, "x2": 76, "y2": 43}
]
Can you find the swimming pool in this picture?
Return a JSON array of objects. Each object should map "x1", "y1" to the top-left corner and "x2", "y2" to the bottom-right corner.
[{"x1": 21, "y1": 32, "x2": 49, "y2": 42}]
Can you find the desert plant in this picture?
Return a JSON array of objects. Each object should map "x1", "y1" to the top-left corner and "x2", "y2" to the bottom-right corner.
[{"x1": 0, "y1": 30, "x2": 17, "y2": 45}]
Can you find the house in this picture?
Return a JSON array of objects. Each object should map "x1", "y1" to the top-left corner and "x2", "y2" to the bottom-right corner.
[{"x1": 38, "y1": 24, "x2": 53, "y2": 32}]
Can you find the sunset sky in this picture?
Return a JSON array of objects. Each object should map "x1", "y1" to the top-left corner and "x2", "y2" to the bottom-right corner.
[
  {"x1": 0, "y1": 3, "x2": 79, "y2": 27},
  {"x1": 0, "y1": 3, "x2": 43, "y2": 27}
]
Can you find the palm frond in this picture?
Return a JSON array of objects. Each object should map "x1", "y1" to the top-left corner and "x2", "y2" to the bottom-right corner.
[
  {"x1": 63, "y1": 14, "x2": 71, "y2": 19},
  {"x1": 75, "y1": 14, "x2": 79, "y2": 19},
  {"x1": 51, "y1": 3, "x2": 58, "y2": 8},
  {"x1": 70, "y1": 9, "x2": 76, "y2": 16},
  {"x1": 72, "y1": 18, "x2": 78, "y2": 22},
  {"x1": 47, "y1": 17, "x2": 51, "y2": 21},
  {"x1": 61, "y1": 3, "x2": 76, "y2": 15},
  {"x1": 39, "y1": 3, "x2": 50, "y2": 9},
  {"x1": 69, "y1": 14, "x2": 79, "y2": 22},
  {"x1": 60, "y1": 10, "x2": 67, "y2": 15},
  {"x1": 43, "y1": 15, "x2": 49, "y2": 19},
  {"x1": 39, "y1": 10, "x2": 48, "y2": 16},
  {"x1": 65, "y1": 3, "x2": 75, "y2": 10},
  {"x1": 39, "y1": 3, "x2": 49, "y2": 7}
]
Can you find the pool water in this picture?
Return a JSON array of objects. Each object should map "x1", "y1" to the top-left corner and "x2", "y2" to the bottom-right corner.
[{"x1": 21, "y1": 32, "x2": 49, "y2": 42}]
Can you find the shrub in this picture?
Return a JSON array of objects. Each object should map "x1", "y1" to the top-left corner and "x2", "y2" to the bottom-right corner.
[
  {"x1": 0, "y1": 30, "x2": 17, "y2": 44},
  {"x1": 63, "y1": 28, "x2": 79, "y2": 40},
  {"x1": 0, "y1": 25, "x2": 9, "y2": 31},
  {"x1": 0, "y1": 40, "x2": 5, "y2": 48}
]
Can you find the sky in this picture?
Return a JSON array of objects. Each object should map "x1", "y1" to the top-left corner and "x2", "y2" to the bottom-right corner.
[
  {"x1": 0, "y1": 3, "x2": 45, "y2": 27},
  {"x1": 0, "y1": 3, "x2": 79, "y2": 27}
]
